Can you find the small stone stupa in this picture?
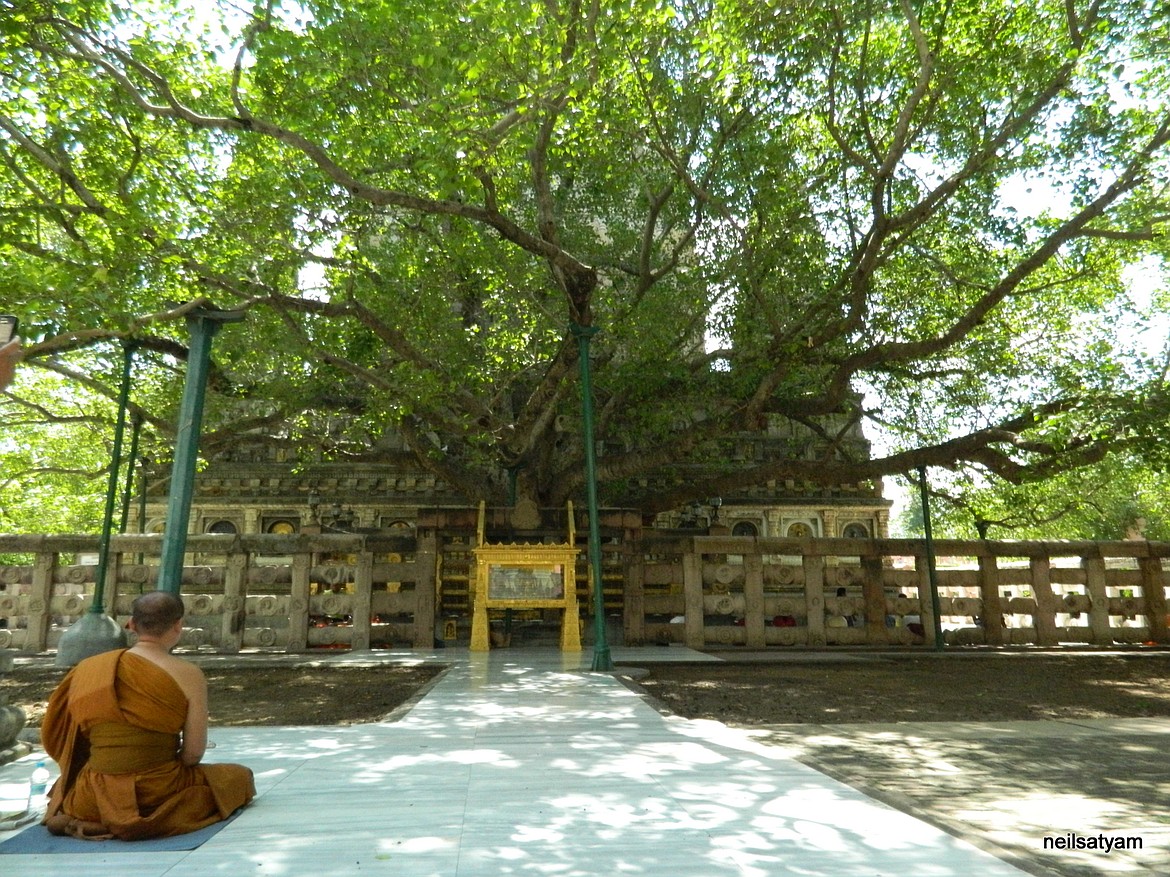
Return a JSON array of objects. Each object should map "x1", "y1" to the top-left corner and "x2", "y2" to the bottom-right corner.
[{"x1": 0, "y1": 650, "x2": 27, "y2": 765}]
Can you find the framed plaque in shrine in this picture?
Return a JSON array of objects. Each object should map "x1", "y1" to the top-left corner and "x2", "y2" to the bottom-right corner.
[
  {"x1": 470, "y1": 503, "x2": 581, "y2": 651},
  {"x1": 488, "y1": 562, "x2": 565, "y2": 601}
]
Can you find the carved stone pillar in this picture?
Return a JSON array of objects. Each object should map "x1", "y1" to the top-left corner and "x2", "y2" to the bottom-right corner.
[
  {"x1": 821, "y1": 509, "x2": 839, "y2": 538},
  {"x1": 764, "y1": 510, "x2": 782, "y2": 539}
]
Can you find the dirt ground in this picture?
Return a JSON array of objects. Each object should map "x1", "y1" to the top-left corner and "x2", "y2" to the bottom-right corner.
[
  {"x1": 4, "y1": 650, "x2": 1170, "y2": 730},
  {"x1": 1, "y1": 661, "x2": 447, "y2": 729},
  {"x1": 634, "y1": 651, "x2": 1170, "y2": 725}
]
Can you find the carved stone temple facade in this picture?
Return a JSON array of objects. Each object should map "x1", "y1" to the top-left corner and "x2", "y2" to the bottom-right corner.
[{"x1": 134, "y1": 413, "x2": 891, "y2": 544}]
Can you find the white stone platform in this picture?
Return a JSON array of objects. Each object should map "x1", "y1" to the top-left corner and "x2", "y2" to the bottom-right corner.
[{"x1": 0, "y1": 647, "x2": 1034, "y2": 876}]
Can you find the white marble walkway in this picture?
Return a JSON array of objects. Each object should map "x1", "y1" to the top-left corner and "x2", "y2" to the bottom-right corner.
[{"x1": 1, "y1": 647, "x2": 1033, "y2": 876}]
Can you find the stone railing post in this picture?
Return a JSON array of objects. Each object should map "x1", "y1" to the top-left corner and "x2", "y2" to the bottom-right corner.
[
  {"x1": 1083, "y1": 554, "x2": 1112, "y2": 645},
  {"x1": 220, "y1": 546, "x2": 247, "y2": 654},
  {"x1": 287, "y1": 550, "x2": 312, "y2": 652},
  {"x1": 1029, "y1": 556, "x2": 1059, "y2": 646},
  {"x1": 978, "y1": 552, "x2": 1004, "y2": 646},
  {"x1": 623, "y1": 547, "x2": 646, "y2": 647},
  {"x1": 106, "y1": 548, "x2": 126, "y2": 627},
  {"x1": 682, "y1": 548, "x2": 704, "y2": 649},
  {"x1": 914, "y1": 553, "x2": 939, "y2": 648},
  {"x1": 860, "y1": 554, "x2": 886, "y2": 644},
  {"x1": 27, "y1": 547, "x2": 57, "y2": 653},
  {"x1": 804, "y1": 552, "x2": 826, "y2": 647},
  {"x1": 25, "y1": 546, "x2": 57, "y2": 654},
  {"x1": 1138, "y1": 554, "x2": 1168, "y2": 644},
  {"x1": 414, "y1": 532, "x2": 438, "y2": 648},
  {"x1": 351, "y1": 548, "x2": 373, "y2": 651},
  {"x1": 743, "y1": 550, "x2": 766, "y2": 648}
]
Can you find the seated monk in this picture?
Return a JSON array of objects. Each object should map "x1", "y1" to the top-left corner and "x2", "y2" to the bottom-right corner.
[{"x1": 41, "y1": 591, "x2": 255, "y2": 840}]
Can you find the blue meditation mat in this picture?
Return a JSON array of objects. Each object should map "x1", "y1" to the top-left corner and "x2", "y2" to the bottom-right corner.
[{"x1": 0, "y1": 808, "x2": 244, "y2": 854}]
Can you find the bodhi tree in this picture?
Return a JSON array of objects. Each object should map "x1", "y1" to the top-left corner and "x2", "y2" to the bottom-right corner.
[
  {"x1": 1, "y1": 0, "x2": 1168, "y2": 529},
  {"x1": 899, "y1": 449, "x2": 1170, "y2": 541}
]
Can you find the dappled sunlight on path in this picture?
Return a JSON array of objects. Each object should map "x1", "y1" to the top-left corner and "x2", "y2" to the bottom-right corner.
[{"x1": 2, "y1": 648, "x2": 1056, "y2": 876}]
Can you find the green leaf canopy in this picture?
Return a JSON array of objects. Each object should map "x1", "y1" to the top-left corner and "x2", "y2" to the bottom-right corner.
[{"x1": 2, "y1": 0, "x2": 1169, "y2": 529}]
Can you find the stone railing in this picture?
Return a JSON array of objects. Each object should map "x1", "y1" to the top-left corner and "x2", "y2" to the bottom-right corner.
[
  {"x1": 624, "y1": 536, "x2": 1170, "y2": 649},
  {"x1": 0, "y1": 533, "x2": 436, "y2": 652},
  {"x1": 2, "y1": 533, "x2": 1167, "y2": 653}
]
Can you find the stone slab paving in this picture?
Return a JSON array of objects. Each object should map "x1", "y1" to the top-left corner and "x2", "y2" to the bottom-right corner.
[{"x1": 0, "y1": 647, "x2": 1056, "y2": 876}]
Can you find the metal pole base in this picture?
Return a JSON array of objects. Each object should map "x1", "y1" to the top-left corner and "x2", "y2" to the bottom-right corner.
[
  {"x1": 590, "y1": 643, "x2": 614, "y2": 672},
  {"x1": 54, "y1": 612, "x2": 127, "y2": 668}
]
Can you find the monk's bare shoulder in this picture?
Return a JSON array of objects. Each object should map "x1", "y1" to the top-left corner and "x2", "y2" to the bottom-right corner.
[
  {"x1": 161, "y1": 655, "x2": 207, "y2": 699},
  {"x1": 128, "y1": 647, "x2": 205, "y2": 700}
]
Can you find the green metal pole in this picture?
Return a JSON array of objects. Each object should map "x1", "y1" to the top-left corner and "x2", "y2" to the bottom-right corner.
[
  {"x1": 917, "y1": 465, "x2": 945, "y2": 651},
  {"x1": 138, "y1": 462, "x2": 148, "y2": 536},
  {"x1": 570, "y1": 322, "x2": 613, "y2": 671},
  {"x1": 90, "y1": 342, "x2": 137, "y2": 615},
  {"x1": 119, "y1": 413, "x2": 143, "y2": 534},
  {"x1": 157, "y1": 308, "x2": 242, "y2": 594},
  {"x1": 56, "y1": 344, "x2": 136, "y2": 665}
]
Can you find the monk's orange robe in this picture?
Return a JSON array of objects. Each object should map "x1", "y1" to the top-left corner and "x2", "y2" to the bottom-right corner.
[{"x1": 41, "y1": 649, "x2": 255, "y2": 840}]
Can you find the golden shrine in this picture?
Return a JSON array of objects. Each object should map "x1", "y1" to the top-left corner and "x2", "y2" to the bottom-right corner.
[{"x1": 470, "y1": 502, "x2": 581, "y2": 651}]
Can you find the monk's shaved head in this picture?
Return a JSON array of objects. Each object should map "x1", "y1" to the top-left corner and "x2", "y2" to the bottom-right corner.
[{"x1": 131, "y1": 591, "x2": 185, "y2": 636}]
